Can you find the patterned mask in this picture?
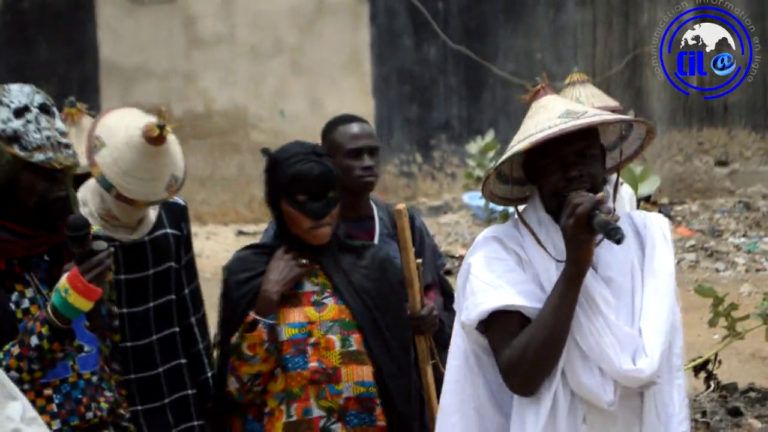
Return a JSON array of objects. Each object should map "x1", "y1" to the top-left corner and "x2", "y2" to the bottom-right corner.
[{"x1": 0, "y1": 83, "x2": 77, "y2": 169}]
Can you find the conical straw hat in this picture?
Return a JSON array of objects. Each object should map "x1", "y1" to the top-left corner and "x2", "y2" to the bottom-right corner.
[
  {"x1": 86, "y1": 107, "x2": 185, "y2": 206},
  {"x1": 482, "y1": 85, "x2": 655, "y2": 206},
  {"x1": 559, "y1": 71, "x2": 623, "y2": 113},
  {"x1": 61, "y1": 97, "x2": 94, "y2": 175}
]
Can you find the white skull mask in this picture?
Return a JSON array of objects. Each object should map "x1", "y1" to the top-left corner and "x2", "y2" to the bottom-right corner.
[{"x1": 0, "y1": 83, "x2": 77, "y2": 169}]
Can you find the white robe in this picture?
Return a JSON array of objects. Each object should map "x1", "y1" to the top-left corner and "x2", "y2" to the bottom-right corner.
[
  {"x1": 436, "y1": 192, "x2": 689, "y2": 432},
  {"x1": 605, "y1": 173, "x2": 638, "y2": 214},
  {"x1": 0, "y1": 370, "x2": 49, "y2": 431}
]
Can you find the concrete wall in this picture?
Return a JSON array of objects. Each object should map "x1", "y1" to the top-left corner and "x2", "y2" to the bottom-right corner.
[
  {"x1": 0, "y1": 0, "x2": 100, "y2": 113},
  {"x1": 97, "y1": 0, "x2": 373, "y2": 222},
  {"x1": 369, "y1": 0, "x2": 768, "y2": 204}
]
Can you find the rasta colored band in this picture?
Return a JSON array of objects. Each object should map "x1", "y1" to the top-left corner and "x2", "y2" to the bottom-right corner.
[
  {"x1": 50, "y1": 267, "x2": 104, "y2": 319},
  {"x1": 66, "y1": 266, "x2": 103, "y2": 303},
  {"x1": 57, "y1": 277, "x2": 95, "y2": 312},
  {"x1": 51, "y1": 289, "x2": 84, "y2": 320}
]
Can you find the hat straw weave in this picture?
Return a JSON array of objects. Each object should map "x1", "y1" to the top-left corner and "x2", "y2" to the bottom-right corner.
[
  {"x1": 559, "y1": 71, "x2": 624, "y2": 113},
  {"x1": 482, "y1": 84, "x2": 655, "y2": 206}
]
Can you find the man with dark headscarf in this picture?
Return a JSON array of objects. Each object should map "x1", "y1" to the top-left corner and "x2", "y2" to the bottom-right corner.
[
  {"x1": 0, "y1": 83, "x2": 132, "y2": 430},
  {"x1": 262, "y1": 115, "x2": 455, "y2": 392},
  {"x1": 215, "y1": 141, "x2": 425, "y2": 431}
]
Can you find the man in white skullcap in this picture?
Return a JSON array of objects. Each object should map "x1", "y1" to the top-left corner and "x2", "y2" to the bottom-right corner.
[
  {"x1": 436, "y1": 83, "x2": 688, "y2": 432},
  {"x1": 77, "y1": 107, "x2": 214, "y2": 431}
]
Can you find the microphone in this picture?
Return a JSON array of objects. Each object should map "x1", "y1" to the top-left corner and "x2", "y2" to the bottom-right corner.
[
  {"x1": 65, "y1": 214, "x2": 108, "y2": 265},
  {"x1": 66, "y1": 214, "x2": 93, "y2": 265},
  {"x1": 590, "y1": 210, "x2": 625, "y2": 245}
]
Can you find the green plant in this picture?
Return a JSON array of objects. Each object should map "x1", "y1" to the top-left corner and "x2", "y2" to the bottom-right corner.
[
  {"x1": 463, "y1": 129, "x2": 509, "y2": 224},
  {"x1": 464, "y1": 128, "x2": 500, "y2": 189},
  {"x1": 685, "y1": 285, "x2": 768, "y2": 374},
  {"x1": 619, "y1": 163, "x2": 661, "y2": 200}
]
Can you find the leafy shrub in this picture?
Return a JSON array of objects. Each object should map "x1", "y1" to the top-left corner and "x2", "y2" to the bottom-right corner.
[
  {"x1": 686, "y1": 285, "x2": 768, "y2": 382},
  {"x1": 463, "y1": 129, "x2": 510, "y2": 224},
  {"x1": 619, "y1": 163, "x2": 661, "y2": 200}
]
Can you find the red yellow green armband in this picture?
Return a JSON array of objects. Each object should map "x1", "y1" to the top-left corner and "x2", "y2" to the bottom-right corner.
[{"x1": 50, "y1": 266, "x2": 104, "y2": 320}]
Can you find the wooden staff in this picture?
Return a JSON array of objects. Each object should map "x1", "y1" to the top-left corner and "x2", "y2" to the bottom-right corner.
[{"x1": 394, "y1": 203, "x2": 439, "y2": 427}]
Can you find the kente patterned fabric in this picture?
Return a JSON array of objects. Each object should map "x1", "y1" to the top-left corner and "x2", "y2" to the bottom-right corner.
[{"x1": 227, "y1": 267, "x2": 387, "y2": 432}]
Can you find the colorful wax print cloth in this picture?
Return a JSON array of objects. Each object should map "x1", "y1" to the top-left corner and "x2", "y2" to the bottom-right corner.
[{"x1": 227, "y1": 267, "x2": 387, "y2": 432}]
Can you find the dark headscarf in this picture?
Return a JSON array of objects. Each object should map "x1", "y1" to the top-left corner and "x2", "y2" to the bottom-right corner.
[
  {"x1": 213, "y1": 141, "x2": 425, "y2": 431},
  {"x1": 261, "y1": 140, "x2": 338, "y2": 250}
]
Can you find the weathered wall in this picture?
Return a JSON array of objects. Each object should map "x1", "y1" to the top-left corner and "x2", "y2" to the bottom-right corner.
[
  {"x1": 370, "y1": 0, "x2": 768, "y2": 201},
  {"x1": 0, "y1": 0, "x2": 100, "y2": 111},
  {"x1": 2, "y1": 0, "x2": 762, "y2": 220},
  {"x1": 97, "y1": 0, "x2": 373, "y2": 222}
]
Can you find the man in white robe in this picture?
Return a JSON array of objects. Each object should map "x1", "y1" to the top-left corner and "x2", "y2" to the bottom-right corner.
[
  {"x1": 0, "y1": 370, "x2": 49, "y2": 431},
  {"x1": 436, "y1": 86, "x2": 689, "y2": 432}
]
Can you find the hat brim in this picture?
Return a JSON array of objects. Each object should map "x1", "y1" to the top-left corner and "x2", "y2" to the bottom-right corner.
[{"x1": 482, "y1": 115, "x2": 654, "y2": 206}]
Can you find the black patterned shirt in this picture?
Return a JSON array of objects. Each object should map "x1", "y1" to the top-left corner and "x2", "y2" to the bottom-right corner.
[{"x1": 100, "y1": 198, "x2": 214, "y2": 432}]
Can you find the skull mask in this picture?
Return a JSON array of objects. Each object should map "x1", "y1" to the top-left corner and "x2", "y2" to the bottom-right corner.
[{"x1": 0, "y1": 83, "x2": 77, "y2": 169}]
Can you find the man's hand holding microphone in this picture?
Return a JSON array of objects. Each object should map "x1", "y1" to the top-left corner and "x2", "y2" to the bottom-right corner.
[
  {"x1": 46, "y1": 214, "x2": 113, "y2": 329},
  {"x1": 560, "y1": 191, "x2": 623, "y2": 273}
]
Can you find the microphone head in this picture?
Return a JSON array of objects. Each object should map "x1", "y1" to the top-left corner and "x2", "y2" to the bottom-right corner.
[
  {"x1": 590, "y1": 211, "x2": 625, "y2": 245},
  {"x1": 65, "y1": 214, "x2": 92, "y2": 243},
  {"x1": 605, "y1": 225, "x2": 625, "y2": 245}
]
